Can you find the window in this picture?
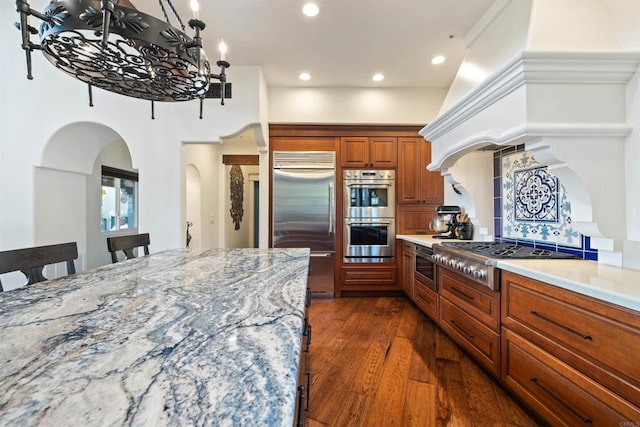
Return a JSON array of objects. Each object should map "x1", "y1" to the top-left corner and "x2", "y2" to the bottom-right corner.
[{"x1": 101, "y1": 166, "x2": 138, "y2": 232}]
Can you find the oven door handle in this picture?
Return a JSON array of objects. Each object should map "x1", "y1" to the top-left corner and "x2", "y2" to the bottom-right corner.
[
  {"x1": 344, "y1": 183, "x2": 392, "y2": 188},
  {"x1": 346, "y1": 220, "x2": 391, "y2": 226}
]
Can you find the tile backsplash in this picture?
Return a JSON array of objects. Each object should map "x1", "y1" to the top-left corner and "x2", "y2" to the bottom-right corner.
[{"x1": 493, "y1": 145, "x2": 597, "y2": 260}]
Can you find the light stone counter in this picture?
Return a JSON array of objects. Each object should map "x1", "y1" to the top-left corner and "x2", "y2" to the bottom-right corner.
[
  {"x1": 497, "y1": 259, "x2": 640, "y2": 313},
  {"x1": 0, "y1": 248, "x2": 310, "y2": 426},
  {"x1": 396, "y1": 234, "x2": 446, "y2": 248}
]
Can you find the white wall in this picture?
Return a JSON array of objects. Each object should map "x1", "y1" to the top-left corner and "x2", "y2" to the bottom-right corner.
[
  {"x1": 444, "y1": 151, "x2": 495, "y2": 239},
  {"x1": 627, "y1": 65, "x2": 640, "y2": 243},
  {"x1": 0, "y1": 1, "x2": 267, "y2": 263},
  {"x1": 269, "y1": 87, "x2": 446, "y2": 124}
]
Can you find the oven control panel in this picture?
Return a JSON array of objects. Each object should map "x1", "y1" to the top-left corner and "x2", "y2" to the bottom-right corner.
[{"x1": 343, "y1": 170, "x2": 395, "y2": 180}]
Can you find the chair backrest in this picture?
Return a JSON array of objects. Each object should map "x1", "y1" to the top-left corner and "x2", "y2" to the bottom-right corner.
[
  {"x1": 0, "y1": 242, "x2": 78, "y2": 292},
  {"x1": 106, "y1": 233, "x2": 150, "y2": 263}
]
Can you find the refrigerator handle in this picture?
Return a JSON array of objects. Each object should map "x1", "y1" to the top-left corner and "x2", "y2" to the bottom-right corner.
[{"x1": 328, "y1": 182, "x2": 335, "y2": 235}]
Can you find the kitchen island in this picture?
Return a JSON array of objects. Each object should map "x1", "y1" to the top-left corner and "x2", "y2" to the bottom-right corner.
[{"x1": 0, "y1": 248, "x2": 310, "y2": 426}]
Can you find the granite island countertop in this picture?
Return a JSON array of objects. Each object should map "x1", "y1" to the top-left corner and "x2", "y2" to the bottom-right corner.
[{"x1": 0, "y1": 248, "x2": 310, "y2": 426}]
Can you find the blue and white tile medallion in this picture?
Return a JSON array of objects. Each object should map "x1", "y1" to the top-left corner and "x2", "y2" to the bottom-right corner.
[{"x1": 502, "y1": 151, "x2": 581, "y2": 247}]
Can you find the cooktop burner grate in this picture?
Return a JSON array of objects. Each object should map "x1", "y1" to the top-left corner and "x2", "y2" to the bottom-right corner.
[{"x1": 439, "y1": 242, "x2": 581, "y2": 260}]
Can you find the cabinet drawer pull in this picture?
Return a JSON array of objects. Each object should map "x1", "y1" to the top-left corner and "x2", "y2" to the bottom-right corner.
[
  {"x1": 530, "y1": 378, "x2": 592, "y2": 424},
  {"x1": 304, "y1": 323, "x2": 312, "y2": 352},
  {"x1": 305, "y1": 372, "x2": 311, "y2": 411},
  {"x1": 451, "y1": 286, "x2": 475, "y2": 301},
  {"x1": 450, "y1": 319, "x2": 475, "y2": 339},
  {"x1": 530, "y1": 311, "x2": 593, "y2": 340},
  {"x1": 296, "y1": 384, "x2": 306, "y2": 427}
]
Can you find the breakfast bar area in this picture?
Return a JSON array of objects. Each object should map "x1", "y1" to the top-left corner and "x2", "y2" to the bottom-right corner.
[{"x1": 0, "y1": 248, "x2": 310, "y2": 426}]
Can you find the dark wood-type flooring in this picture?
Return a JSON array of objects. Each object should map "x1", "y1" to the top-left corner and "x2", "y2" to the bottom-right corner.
[{"x1": 305, "y1": 296, "x2": 543, "y2": 427}]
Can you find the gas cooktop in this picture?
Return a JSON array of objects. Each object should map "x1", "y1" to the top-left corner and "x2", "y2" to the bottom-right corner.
[
  {"x1": 432, "y1": 241, "x2": 581, "y2": 291},
  {"x1": 438, "y1": 242, "x2": 581, "y2": 260}
]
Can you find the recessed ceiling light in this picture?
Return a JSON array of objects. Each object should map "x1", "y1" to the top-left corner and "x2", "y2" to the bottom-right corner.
[
  {"x1": 299, "y1": 72, "x2": 311, "y2": 81},
  {"x1": 302, "y1": 3, "x2": 319, "y2": 17},
  {"x1": 431, "y1": 55, "x2": 446, "y2": 65},
  {"x1": 372, "y1": 73, "x2": 384, "y2": 82}
]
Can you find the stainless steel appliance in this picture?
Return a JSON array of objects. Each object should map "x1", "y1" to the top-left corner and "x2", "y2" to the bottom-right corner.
[
  {"x1": 343, "y1": 218, "x2": 395, "y2": 262},
  {"x1": 342, "y1": 169, "x2": 396, "y2": 263},
  {"x1": 433, "y1": 242, "x2": 581, "y2": 290},
  {"x1": 414, "y1": 245, "x2": 436, "y2": 291},
  {"x1": 273, "y1": 151, "x2": 336, "y2": 297},
  {"x1": 430, "y1": 205, "x2": 462, "y2": 239},
  {"x1": 343, "y1": 170, "x2": 395, "y2": 218}
]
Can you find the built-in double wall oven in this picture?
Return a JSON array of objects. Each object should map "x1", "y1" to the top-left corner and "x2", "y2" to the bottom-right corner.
[{"x1": 343, "y1": 170, "x2": 395, "y2": 262}]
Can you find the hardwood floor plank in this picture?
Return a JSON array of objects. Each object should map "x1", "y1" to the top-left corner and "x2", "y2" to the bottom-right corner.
[
  {"x1": 306, "y1": 297, "x2": 541, "y2": 427},
  {"x1": 402, "y1": 380, "x2": 437, "y2": 427},
  {"x1": 408, "y1": 314, "x2": 438, "y2": 384},
  {"x1": 350, "y1": 298, "x2": 405, "y2": 395},
  {"x1": 395, "y1": 298, "x2": 420, "y2": 339},
  {"x1": 362, "y1": 336, "x2": 414, "y2": 426}
]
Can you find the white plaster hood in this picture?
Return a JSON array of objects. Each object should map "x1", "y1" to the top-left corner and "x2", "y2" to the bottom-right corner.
[{"x1": 420, "y1": 50, "x2": 640, "y2": 260}]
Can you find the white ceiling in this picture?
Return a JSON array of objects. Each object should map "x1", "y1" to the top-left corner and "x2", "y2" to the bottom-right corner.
[{"x1": 136, "y1": 0, "x2": 495, "y2": 88}]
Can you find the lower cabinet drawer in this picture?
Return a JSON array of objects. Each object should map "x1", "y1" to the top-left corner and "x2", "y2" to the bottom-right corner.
[
  {"x1": 340, "y1": 265, "x2": 398, "y2": 288},
  {"x1": 502, "y1": 328, "x2": 640, "y2": 426},
  {"x1": 439, "y1": 268, "x2": 500, "y2": 331},
  {"x1": 439, "y1": 297, "x2": 500, "y2": 377},
  {"x1": 413, "y1": 280, "x2": 438, "y2": 321}
]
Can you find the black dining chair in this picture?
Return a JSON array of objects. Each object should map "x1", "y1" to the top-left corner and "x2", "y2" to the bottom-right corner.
[
  {"x1": 0, "y1": 242, "x2": 78, "y2": 292},
  {"x1": 106, "y1": 233, "x2": 150, "y2": 263}
]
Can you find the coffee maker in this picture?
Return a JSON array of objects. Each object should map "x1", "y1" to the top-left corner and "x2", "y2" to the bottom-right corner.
[{"x1": 430, "y1": 205, "x2": 462, "y2": 239}]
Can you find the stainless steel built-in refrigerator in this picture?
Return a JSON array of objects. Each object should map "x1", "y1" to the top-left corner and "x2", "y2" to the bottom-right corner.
[{"x1": 272, "y1": 151, "x2": 336, "y2": 297}]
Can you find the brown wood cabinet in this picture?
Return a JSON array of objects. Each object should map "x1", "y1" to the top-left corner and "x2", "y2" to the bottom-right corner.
[
  {"x1": 396, "y1": 138, "x2": 443, "y2": 234},
  {"x1": 414, "y1": 280, "x2": 439, "y2": 322},
  {"x1": 401, "y1": 242, "x2": 414, "y2": 300},
  {"x1": 502, "y1": 328, "x2": 639, "y2": 425},
  {"x1": 270, "y1": 125, "x2": 425, "y2": 296},
  {"x1": 438, "y1": 268, "x2": 501, "y2": 376},
  {"x1": 501, "y1": 271, "x2": 640, "y2": 411},
  {"x1": 295, "y1": 289, "x2": 312, "y2": 426},
  {"x1": 397, "y1": 204, "x2": 441, "y2": 236},
  {"x1": 397, "y1": 137, "x2": 443, "y2": 204},
  {"x1": 340, "y1": 264, "x2": 398, "y2": 294},
  {"x1": 341, "y1": 136, "x2": 397, "y2": 168}
]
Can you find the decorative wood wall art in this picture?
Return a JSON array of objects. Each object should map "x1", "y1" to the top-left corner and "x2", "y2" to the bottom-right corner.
[{"x1": 229, "y1": 165, "x2": 244, "y2": 230}]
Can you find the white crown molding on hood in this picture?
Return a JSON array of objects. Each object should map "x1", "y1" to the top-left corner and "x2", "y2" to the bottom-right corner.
[{"x1": 421, "y1": 51, "x2": 640, "y2": 169}]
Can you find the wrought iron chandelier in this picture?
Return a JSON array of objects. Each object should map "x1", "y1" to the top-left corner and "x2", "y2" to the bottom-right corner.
[{"x1": 15, "y1": 0, "x2": 231, "y2": 119}]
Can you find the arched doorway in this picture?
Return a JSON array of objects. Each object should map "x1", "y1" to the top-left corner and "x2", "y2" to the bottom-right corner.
[
  {"x1": 185, "y1": 164, "x2": 202, "y2": 249},
  {"x1": 36, "y1": 122, "x2": 135, "y2": 270}
]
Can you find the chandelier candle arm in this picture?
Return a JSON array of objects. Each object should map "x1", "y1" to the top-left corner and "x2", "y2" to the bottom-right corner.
[{"x1": 100, "y1": 0, "x2": 115, "y2": 49}]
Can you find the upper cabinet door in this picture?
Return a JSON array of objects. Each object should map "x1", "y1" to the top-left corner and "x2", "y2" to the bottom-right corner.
[
  {"x1": 369, "y1": 137, "x2": 397, "y2": 168},
  {"x1": 422, "y1": 139, "x2": 443, "y2": 203},
  {"x1": 341, "y1": 137, "x2": 369, "y2": 167},
  {"x1": 397, "y1": 137, "x2": 421, "y2": 204},
  {"x1": 397, "y1": 137, "x2": 443, "y2": 204},
  {"x1": 340, "y1": 137, "x2": 397, "y2": 168}
]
